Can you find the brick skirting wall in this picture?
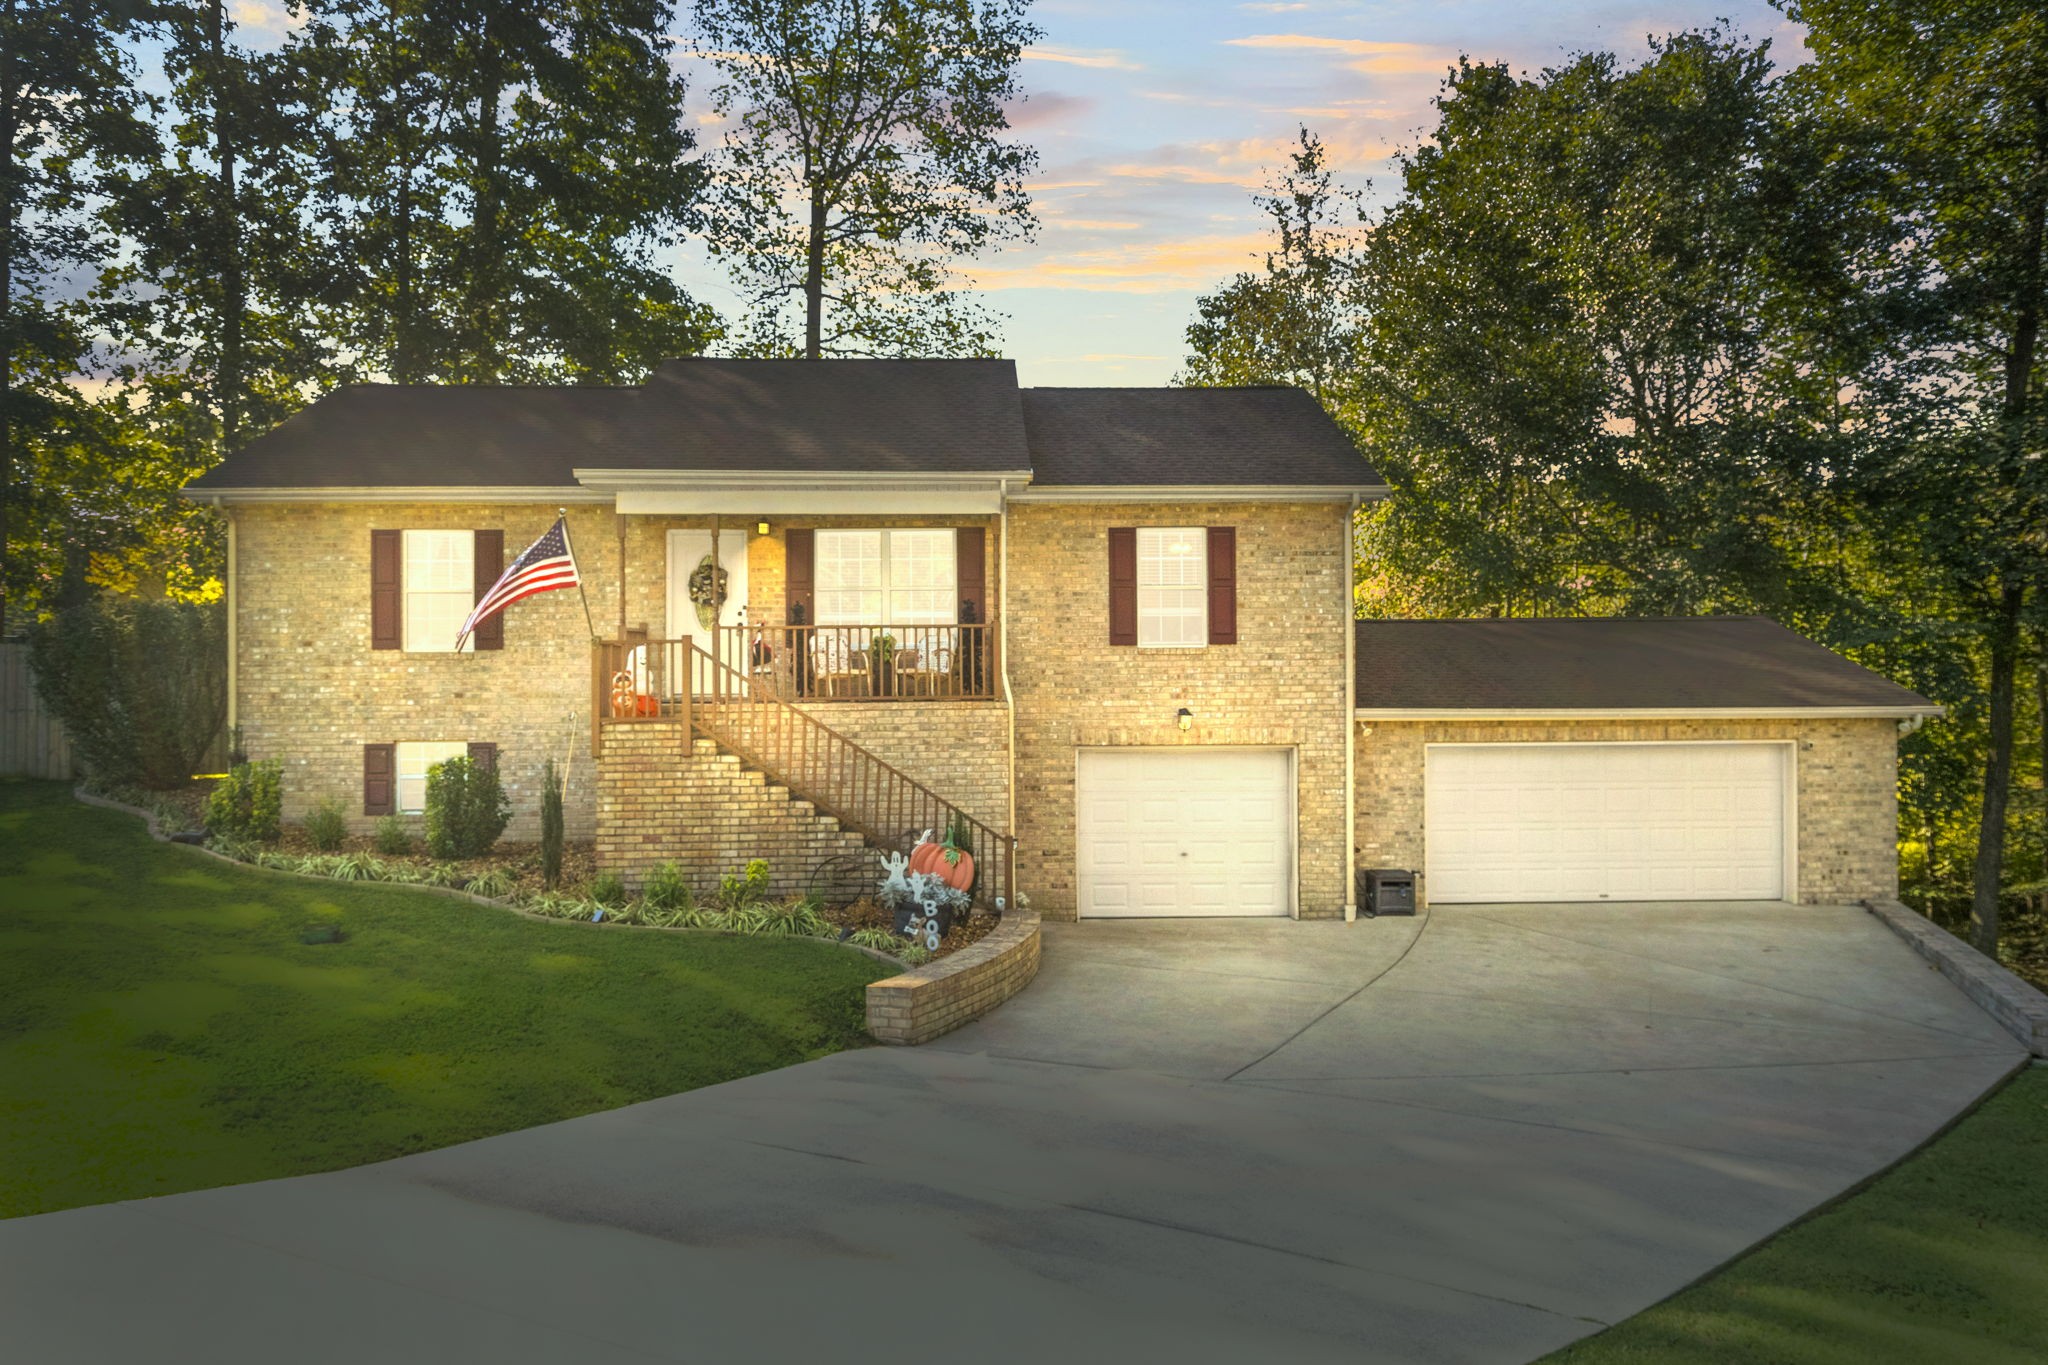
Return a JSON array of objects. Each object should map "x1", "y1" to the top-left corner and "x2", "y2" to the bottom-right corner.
[
  {"x1": 867, "y1": 908, "x2": 1041, "y2": 1044},
  {"x1": 597, "y1": 724, "x2": 867, "y2": 898}
]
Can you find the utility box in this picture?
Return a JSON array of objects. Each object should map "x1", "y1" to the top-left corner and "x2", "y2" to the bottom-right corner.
[{"x1": 1362, "y1": 868, "x2": 1418, "y2": 918}]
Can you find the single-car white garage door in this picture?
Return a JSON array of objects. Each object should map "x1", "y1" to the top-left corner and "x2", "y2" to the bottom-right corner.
[
  {"x1": 1077, "y1": 748, "x2": 1293, "y2": 917},
  {"x1": 1425, "y1": 743, "x2": 1790, "y2": 904}
]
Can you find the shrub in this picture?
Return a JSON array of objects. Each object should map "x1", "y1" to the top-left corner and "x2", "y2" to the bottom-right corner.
[
  {"x1": 643, "y1": 860, "x2": 693, "y2": 913},
  {"x1": 465, "y1": 868, "x2": 515, "y2": 899},
  {"x1": 424, "y1": 756, "x2": 510, "y2": 859},
  {"x1": 422, "y1": 862, "x2": 467, "y2": 888},
  {"x1": 540, "y1": 758, "x2": 565, "y2": 890},
  {"x1": 899, "y1": 945, "x2": 933, "y2": 967},
  {"x1": 587, "y1": 870, "x2": 627, "y2": 907},
  {"x1": 848, "y1": 927, "x2": 902, "y2": 955},
  {"x1": 756, "y1": 895, "x2": 828, "y2": 937},
  {"x1": 27, "y1": 596, "x2": 226, "y2": 788},
  {"x1": 721, "y1": 904, "x2": 769, "y2": 934},
  {"x1": 304, "y1": 798, "x2": 348, "y2": 852},
  {"x1": 328, "y1": 852, "x2": 378, "y2": 881},
  {"x1": 717, "y1": 858, "x2": 771, "y2": 913},
  {"x1": 373, "y1": 815, "x2": 413, "y2": 856},
  {"x1": 205, "y1": 760, "x2": 282, "y2": 843}
]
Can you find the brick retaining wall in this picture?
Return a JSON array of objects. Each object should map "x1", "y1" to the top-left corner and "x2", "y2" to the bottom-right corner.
[{"x1": 867, "y1": 908, "x2": 1041, "y2": 1045}]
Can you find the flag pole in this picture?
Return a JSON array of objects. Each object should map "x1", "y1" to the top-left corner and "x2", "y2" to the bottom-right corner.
[{"x1": 558, "y1": 508, "x2": 598, "y2": 641}]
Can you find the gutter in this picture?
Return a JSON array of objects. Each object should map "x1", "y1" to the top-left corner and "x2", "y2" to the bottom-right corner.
[{"x1": 1351, "y1": 705, "x2": 1947, "y2": 721}]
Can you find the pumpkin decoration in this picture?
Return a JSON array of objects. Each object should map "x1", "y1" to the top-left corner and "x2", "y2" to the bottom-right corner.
[
  {"x1": 909, "y1": 831, "x2": 975, "y2": 891},
  {"x1": 609, "y1": 670, "x2": 638, "y2": 718}
]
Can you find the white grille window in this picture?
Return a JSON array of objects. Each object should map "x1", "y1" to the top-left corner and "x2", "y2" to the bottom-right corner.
[
  {"x1": 403, "y1": 530, "x2": 474, "y2": 653},
  {"x1": 888, "y1": 530, "x2": 957, "y2": 625},
  {"x1": 1137, "y1": 527, "x2": 1207, "y2": 648},
  {"x1": 395, "y1": 741, "x2": 468, "y2": 815},
  {"x1": 814, "y1": 530, "x2": 955, "y2": 626}
]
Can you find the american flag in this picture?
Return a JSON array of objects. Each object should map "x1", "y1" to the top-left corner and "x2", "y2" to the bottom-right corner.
[{"x1": 456, "y1": 516, "x2": 580, "y2": 648}]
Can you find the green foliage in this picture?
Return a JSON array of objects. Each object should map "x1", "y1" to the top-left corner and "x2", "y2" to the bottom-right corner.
[
  {"x1": 464, "y1": 868, "x2": 515, "y2": 900},
  {"x1": 303, "y1": 798, "x2": 348, "y2": 853},
  {"x1": 28, "y1": 597, "x2": 227, "y2": 789},
  {"x1": 847, "y1": 927, "x2": 903, "y2": 955},
  {"x1": 373, "y1": 815, "x2": 413, "y2": 857},
  {"x1": 539, "y1": 759, "x2": 564, "y2": 890},
  {"x1": 693, "y1": 0, "x2": 1040, "y2": 358},
  {"x1": 642, "y1": 860, "x2": 693, "y2": 913},
  {"x1": 204, "y1": 760, "x2": 281, "y2": 844},
  {"x1": 716, "y1": 858, "x2": 772, "y2": 914},
  {"x1": 899, "y1": 945, "x2": 933, "y2": 967},
  {"x1": 423, "y1": 756, "x2": 510, "y2": 860},
  {"x1": 422, "y1": 862, "x2": 468, "y2": 889},
  {"x1": 586, "y1": 871, "x2": 627, "y2": 908},
  {"x1": 755, "y1": 897, "x2": 829, "y2": 938}
]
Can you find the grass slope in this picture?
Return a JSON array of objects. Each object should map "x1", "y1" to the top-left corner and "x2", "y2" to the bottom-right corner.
[
  {"x1": 0, "y1": 781, "x2": 890, "y2": 1219},
  {"x1": 1545, "y1": 1068, "x2": 2048, "y2": 1364}
]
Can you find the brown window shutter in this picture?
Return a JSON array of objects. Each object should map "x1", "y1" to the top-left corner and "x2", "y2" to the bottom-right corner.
[
  {"x1": 467, "y1": 741, "x2": 497, "y2": 774},
  {"x1": 1108, "y1": 527, "x2": 1137, "y2": 646},
  {"x1": 472, "y1": 530, "x2": 504, "y2": 650},
  {"x1": 1207, "y1": 526, "x2": 1237, "y2": 645},
  {"x1": 955, "y1": 527, "x2": 986, "y2": 623},
  {"x1": 785, "y1": 527, "x2": 814, "y2": 624},
  {"x1": 371, "y1": 530, "x2": 402, "y2": 649},
  {"x1": 364, "y1": 743, "x2": 396, "y2": 816}
]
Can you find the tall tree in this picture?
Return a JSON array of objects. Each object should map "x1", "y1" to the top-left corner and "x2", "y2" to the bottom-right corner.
[
  {"x1": 1180, "y1": 127, "x2": 1366, "y2": 403},
  {"x1": 298, "y1": 0, "x2": 719, "y2": 383},
  {"x1": 1782, "y1": 0, "x2": 2048, "y2": 952},
  {"x1": 0, "y1": 0, "x2": 154, "y2": 630},
  {"x1": 692, "y1": 0, "x2": 1039, "y2": 358},
  {"x1": 1348, "y1": 35, "x2": 1861, "y2": 622}
]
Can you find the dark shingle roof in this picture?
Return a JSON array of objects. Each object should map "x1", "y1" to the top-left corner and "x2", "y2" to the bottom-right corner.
[
  {"x1": 186, "y1": 384, "x2": 620, "y2": 489},
  {"x1": 1355, "y1": 617, "x2": 1937, "y2": 713},
  {"x1": 1021, "y1": 386, "x2": 1380, "y2": 486},
  {"x1": 189, "y1": 363, "x2": 1378, "y2": 491},
  {"x1": 599, "y1": 358, "x2": 1031, "y2": 474}
]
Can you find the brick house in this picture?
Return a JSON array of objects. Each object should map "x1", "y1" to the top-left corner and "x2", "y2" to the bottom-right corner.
[{"x1": 185, "y1": 358, "x2": 1938, "y2": 919}]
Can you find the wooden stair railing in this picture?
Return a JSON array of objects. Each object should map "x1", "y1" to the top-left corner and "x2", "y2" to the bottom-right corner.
[{"x1": 595, "y1": 637, "x2": 1016, "y2": 911}]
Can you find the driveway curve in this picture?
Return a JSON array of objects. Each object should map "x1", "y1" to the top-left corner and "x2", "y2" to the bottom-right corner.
[{"x1": 0, "y1": 903, "x2": 2023, "y2": 1365}]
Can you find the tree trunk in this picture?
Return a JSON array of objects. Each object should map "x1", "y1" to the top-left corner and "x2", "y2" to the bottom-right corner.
[
  {"x1": 1970, "y1": 580, "x2": 2025, "y2": 953},
  {"x1": 394, "y1": 165, "x2": 415, "y2": 381},
  {"x1": 465, "y1": 21, "x2": 503, "y2": 379},
  {"x1": 804, "y1": 186, "x2": 826, "y2": 359},
  {"x1": 2038, "y1": 650, "x2": 2047, "y2": 917},
  {"x1": 0, "y1": 0, "x2": 16, "y2": 639},
  {"x1": 210, "y1": 0, "x2": 243, "y2": 451}
]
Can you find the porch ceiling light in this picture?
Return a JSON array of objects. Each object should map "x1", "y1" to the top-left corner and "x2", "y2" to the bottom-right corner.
[{"x1": 1176, "y1": 707, "x2": 1193, "y2": 732}]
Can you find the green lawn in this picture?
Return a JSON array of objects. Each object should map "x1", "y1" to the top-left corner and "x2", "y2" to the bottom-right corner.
[
  {"x1": 0, "y1": 780, "x2": 891, "y2": 1219},
  {"x1": 1544, "y1": 1067, "x2": 2048, "y2": 1364}
]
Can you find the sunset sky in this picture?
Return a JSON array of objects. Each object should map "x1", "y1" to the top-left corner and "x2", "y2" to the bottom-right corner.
[{"x1": 221, "y1": 0, "x2": 1807, "y2": 387}]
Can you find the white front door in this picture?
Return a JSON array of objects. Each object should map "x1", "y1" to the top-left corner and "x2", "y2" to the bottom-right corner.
[
  {"x1": 1076, "y1": 748, "x2": 1294, "y2": 918},
  {"x1": 1424, "y1": 742, "x2": 1791, "y2": 904},
  {"x1": 666, "y1": 529, "x2": 749, "y2": 676}
]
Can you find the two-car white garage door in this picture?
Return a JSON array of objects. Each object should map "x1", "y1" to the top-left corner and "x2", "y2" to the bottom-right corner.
[
  {"x1": 1425, "y1": 743, "x2": 1791, "y2": 903},
  {"x1": 1077, "y1": 749, "x2": 1293, "y2": 917}
]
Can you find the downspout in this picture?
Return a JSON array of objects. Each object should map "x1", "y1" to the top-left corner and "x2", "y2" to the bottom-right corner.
[
  {"x1": 219, "y1": 497, "x2": 236, "y2": 742},
  {"x1": 1344, "y1": 493, "x2": 1360, "y2": 922},
  {"x1": 999, "y1": 479, "x2": 1017, "y2": 846}
]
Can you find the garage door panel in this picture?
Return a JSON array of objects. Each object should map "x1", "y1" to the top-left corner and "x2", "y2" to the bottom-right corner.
[
  {"x1": 1427, "y1": 744, "x2": 1786, "y2": 904},
  {"x1": 1080, "y1": 749, "x2": 1293, "y2": 918}
]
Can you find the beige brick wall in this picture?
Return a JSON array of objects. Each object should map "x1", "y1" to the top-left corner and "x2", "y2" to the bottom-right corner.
[
  {"x1": 867, "y1": 909, "x2": 1042, "y2": 1044},
  {"x1": 1006, "y1": 502, "x2": 1354, "y2": 921},
  {"x1": 1354, "y1": 718, "x2": 1900, "y2": 905},
  {"x1": 597, "y1": 728, "x2": 867, "y2": 895},
  {"x1": 230, "y1": 502, "x2": 613, "y2": 840}
]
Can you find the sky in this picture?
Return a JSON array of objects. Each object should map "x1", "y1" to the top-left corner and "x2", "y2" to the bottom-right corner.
[{"x1": 223, "y1": 0, "x2": 1807, "y2": 389}]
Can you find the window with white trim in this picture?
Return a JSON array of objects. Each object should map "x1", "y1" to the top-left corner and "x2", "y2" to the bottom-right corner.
[
  {"x1": 395, "y1": 741, "x2": 468, "y2": 815},
  {"x1": 1137, "y1": 527, "x2": 1207, "y2": 647},
  {"x1": 814, "y1": 530, "x2": 956, "y2": 625},
  {"x1": 403, "y1": 530, "x2": 474, "y2": 653}
]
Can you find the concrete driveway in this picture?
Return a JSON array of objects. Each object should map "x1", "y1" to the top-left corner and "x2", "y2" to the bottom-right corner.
[{"x1": 0, "y1": 903, "x2": 2024, "y2": 1364}]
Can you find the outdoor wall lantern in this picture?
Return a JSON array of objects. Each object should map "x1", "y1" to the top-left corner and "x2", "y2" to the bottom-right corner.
[
  {"x1": 756, "y1": 520, "x2": 771, "y2": 536},
  {"x1": 1176, "y1": 707, "x2": 1194, "y2": 731}
]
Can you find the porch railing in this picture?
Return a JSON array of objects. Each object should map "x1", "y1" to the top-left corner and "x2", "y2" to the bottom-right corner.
[
  {"x1": 592, "y1": 636, "x2": 1015, "y2": 911},
  {"x1": 714, "y1": 622, "x2": 997, "y2": 701}
]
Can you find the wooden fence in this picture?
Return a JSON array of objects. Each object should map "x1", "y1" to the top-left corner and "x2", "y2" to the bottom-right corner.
[{"x1": 0, "y1": 641, "x2": 76, "y2": 779}]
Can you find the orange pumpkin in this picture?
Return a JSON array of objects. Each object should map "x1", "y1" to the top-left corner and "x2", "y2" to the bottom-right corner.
[
  {"x1": 907, "y1": 841, "x2": 946, "y2": 877},
  {"x1": 933, "y1": 847, "x2": 975, "y2": 891}
]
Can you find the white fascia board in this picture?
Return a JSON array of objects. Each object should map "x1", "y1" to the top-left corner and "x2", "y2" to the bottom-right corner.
[
  {"x1": 615, "y1": 487, "x2": 1004, "y2": 515},
  {"x1": 576, "y1": 468, "x2": 1033, "y2": 491},
  {"x1": 1007, "y1": 484, "x2": 1388, "y2": 504},
  {"x1": 1353, "y1": 705, "x2": 1947, "y2": 720},
  {"x1": 181, "y1": 486, "x2": 609, "y2": 505}
]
